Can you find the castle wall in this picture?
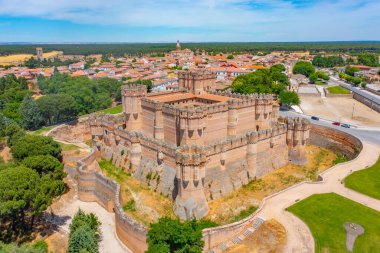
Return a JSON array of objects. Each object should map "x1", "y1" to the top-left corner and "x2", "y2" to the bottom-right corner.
[
  {"x1": 203, "y1": 110, "x2": 228, "y2": 144},
  {"x1": 141, "y1": 106, "x2": 155, "y2": 138},
  {"x1": 163, "y1": 111, "x2": 178, "y2": 145},
  {"x1": 236, "y1": 105, "x2": 256, "y2": 135},
  {"x1": 75, "y1": 150, "x2": 148, "y2": 253}
]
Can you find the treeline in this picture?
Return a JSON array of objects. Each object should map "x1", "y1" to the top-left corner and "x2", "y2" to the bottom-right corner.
[
  {"x1": 1, "y1": 42, "x2": 380, "y2": 56},
  {"x1": 25, "y1": 57, "x2": 79, "y2": 68}
]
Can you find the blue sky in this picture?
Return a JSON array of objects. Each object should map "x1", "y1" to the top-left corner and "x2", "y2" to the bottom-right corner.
[{"x1": 0, "y1": 0, "x2": 379, "y2": 42}]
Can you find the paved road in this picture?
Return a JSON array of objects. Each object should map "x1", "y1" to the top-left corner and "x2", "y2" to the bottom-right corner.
[{"x1": 280, "y1": 110, "x2": 380, "y2": 146}]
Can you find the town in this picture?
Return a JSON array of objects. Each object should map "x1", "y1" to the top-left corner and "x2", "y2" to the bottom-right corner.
[{"x1": 1, "y1": 1, "x2": 380, "y2": 253}]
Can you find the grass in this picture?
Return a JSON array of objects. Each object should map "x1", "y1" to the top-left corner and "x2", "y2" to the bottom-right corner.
[
  {"x1": 288, "y1": 193, "x2": 380, "y2": 253},
  {"x1": 99, "y1": 105, "x2": 122, "y2": 114},
  {"x1": 229, "y1": 206, "x2": 257, "y2": 223},
  {"x1": 333, "y1": 154, "x2": 348, "y2": 165},
  {"x1": 0, "y1": 51, "x2": 60, "y2": 65},
  {"x1": 344, "y1": 157, "x2": 380, "y2": 200},
  {"x1": 29, "y1": 126, "x2": 55, "y2": 136},
  {"x1": 59, "y1": 142, "x2": 80, "y2": 151},
  {"x1": 327, "y1": 86, "x2": 351, "y2": 94},
  {"x1": 315, "y1": 80, "x2": 326, "y2": 85},
  {"x1": 98, "y1": 159, "x2": 175, "y2": 226}
]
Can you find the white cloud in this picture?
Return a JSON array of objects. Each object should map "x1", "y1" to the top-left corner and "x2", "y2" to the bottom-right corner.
[{"x1": 0, "y1": 0, "x2": 379, "y2": 41}]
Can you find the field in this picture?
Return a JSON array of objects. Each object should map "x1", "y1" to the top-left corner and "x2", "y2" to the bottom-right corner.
[
  {"x1": 0, "y1": 51, "x2": 61, "y2": 65},
  {"x1": 288, "y1": 193, "x2": 380, "y2": 253},
  {"x1": 345, "y1": 157, "x2": 380, "y2": 200},
  {"x1": 327, "y1": 86, "x2": 351, "y2": 94},
  {"x1": 206, "y1": 145, "x2": 338, "y2": 224},
  {"x1": 98, "y1": 159, "x2": 175, "y2": 226}
]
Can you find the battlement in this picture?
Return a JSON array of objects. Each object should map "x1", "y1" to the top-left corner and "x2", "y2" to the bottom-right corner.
[
  {"x1": 121, "y1": 84, "x2": 147, "y2": 97},
  {"x1": 178, "y1": 70, "x2": 215, "y2": 80},
  {"x1": 283, "y1": 117, "x2": 310, "y2": 131}
]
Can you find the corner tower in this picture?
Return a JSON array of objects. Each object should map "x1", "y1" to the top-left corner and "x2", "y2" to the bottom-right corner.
[
  {"x1": 286, "y1": 117, "x2": 310, "y2": 165},
  {"x1": 121, "y1": 84, "x2": 147, "y2": 131}
]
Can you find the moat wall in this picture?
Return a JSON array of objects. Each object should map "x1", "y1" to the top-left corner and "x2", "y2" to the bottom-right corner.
[
  {"x1": 72, "y1": 123, "x2": 362, "y2": 252},
  {"x1": 308, "y1": 124, "x2": 362, "y2": 159}
]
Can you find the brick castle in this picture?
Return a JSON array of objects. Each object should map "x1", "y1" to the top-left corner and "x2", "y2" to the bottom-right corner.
[{"x1": 89, "y1": 70, "x2": 310, "y2": 220}]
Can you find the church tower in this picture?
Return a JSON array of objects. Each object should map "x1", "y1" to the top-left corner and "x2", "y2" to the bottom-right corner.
[{"x1": 176, "y1": 40, "x2": 181, "y2": 51}]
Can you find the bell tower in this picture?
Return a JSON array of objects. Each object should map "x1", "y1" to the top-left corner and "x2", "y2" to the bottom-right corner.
[{"x1": 176, "y1": 40, "x2": 181, "y2": 51}]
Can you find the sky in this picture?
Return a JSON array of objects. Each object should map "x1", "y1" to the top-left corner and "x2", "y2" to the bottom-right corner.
[{"x1": 0, "y1": 0, "x2": 379, "y2": 42}]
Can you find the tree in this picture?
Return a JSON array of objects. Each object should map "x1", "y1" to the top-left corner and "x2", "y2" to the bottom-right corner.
[
  {"x1": 37, "y1": 94, "x2": 77, "y2": 125},
  {"x1": 309, "y1": 72, "x2": 318, "y2": 83},
  {"x1": 227, "y1": 55, "x2": 234, "y2": 59},
  {"x1": 0, "y1": 166, "x2": 62, "y2": 231},
  {"x1": 146, "y1": 217, "x2": 204, "y2": 253},
  {"x1": 312, "y1": 55, "x2": 344, "y2": 68},
  {"x1": 279, "y1": 91, "x2": 300, "y2": 106},
  {"x1": 345, "y1": 66, "x2": 360, "y2": 76},
  {"x1": 357, "y1": 53, "x2": 379, "y2": 67},
  {"x1": 68, "y1": 209, "x2": 101, "y2": 253},
  {"x1": 317, "y1": 71, "x2": 330, "y2": 80},
  {"x1": 293, "y1": 61, "x2": 315, "y2": 77},
  {"x1": 11, "y1": 135, "x2": 62, "y2": 161},
  {"x1": 22, "y1": 155, "x2": 65, "y2": 180},
  {"x1": 0, "y1": 240, "x2": 48, "y2": 253},
  {"x1": 20, "y1": 95, "x2": 43, "y2": 130}
]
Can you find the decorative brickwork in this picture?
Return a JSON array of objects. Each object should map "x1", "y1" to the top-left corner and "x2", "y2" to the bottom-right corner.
[{"x1": 90, "y1": 70, "x2": 310, "y2": 220}]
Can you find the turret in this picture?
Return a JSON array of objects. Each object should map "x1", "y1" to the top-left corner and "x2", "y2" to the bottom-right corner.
[
  {"x1": 285, "y1": 117, "x2": 310, "y2": 165},
  {"x1": 178, "y1": 106, "x2": 207, "y2": 146},
  {"x1": 121, "y1": 84, "x2": 147, "y2": 131},
  {"x1": 178, "y1": 70, "x2": 215, "y2": 95},
  {"x1": 173, "y1": 145, "x2": 208, "y2": 220}
]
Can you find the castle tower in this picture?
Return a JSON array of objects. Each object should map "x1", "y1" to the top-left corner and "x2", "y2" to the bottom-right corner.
[
  {"x1": 121, "y1": 84, "x2": 147, "y2": 131},
  {"x1": 36, "y1": 47, "x2": 43, "y2": 60},
  {"x1": 255, "y1": 94, "x2": 273, "y2": 131},
  {"x1": 246, "y1": 132, "x2": 258, "y2": 179},
  {"x1": 178, "y1": 70, "x2": 215, "y2": 95},
  {"x1": 173, "y1": 146, "x2": 208, "y2": 220},
  {"x1": 176, "y1": 40, "x2": 181, "y2": 51},
  {"x1": 286, "y1": 118, "x2": 310, "y2": 165},
  {"x1": 179, "y1": 107, "x2": 207, "y2": 146}
]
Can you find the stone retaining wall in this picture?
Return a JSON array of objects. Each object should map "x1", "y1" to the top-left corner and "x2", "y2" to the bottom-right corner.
[
  {"x1": 72, "y1": 124, "x2": 362, "y2": 252},
  {"x1": 309, "y1": 124, "x2": 362, "y2": 159}
]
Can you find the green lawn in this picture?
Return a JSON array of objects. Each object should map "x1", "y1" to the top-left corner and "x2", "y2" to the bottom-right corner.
[
  {"x1": 345, "y1": 157, "x2": 380, "y2": 200},
  {"x1": 99, "y1": 105, "x2": 122, "y2": 114},
  {"x1": 288, "y1": 193, "x2": 380, "y2": 253},
  {"x1": 315, "y1": 80, "x2": 326, "y2": 85},
  {"x1": 327, "y1": 86, "x2": 351, "y2": 94},
  {"x1": 29, "y1": 126, "x2": 55, "y2": 136}
]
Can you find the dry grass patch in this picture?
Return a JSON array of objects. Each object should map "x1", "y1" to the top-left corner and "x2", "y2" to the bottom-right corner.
[
  {"x1": 225, "y1": 219, "x2": 286, "y2": 253},
  {"x1": 98, "y1": 160, "x2": 175, "y2": 226},
  {"x1": 206, "y1": 145, "x2": 337, "y2": 224},
  {"x1": 0, "y1": 54, "x2": 33, "y2": 65}
]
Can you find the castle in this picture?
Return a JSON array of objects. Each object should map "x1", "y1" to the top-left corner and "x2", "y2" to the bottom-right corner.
[{"x1": 89, "y1": 70, "x2": 310, "y2": 220}]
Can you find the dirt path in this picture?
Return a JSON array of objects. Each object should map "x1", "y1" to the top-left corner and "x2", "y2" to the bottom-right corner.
[
  {"x1": 0, "y1": 146, "x2": 12, "y2": 162},
  {"x1": 257, "y1": 141, "x2": 380, "y2": 253}
]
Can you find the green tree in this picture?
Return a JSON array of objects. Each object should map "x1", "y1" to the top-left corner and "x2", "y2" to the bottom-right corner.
[
  {"x1": 68, "y1": 209, "x2": 101, "y2": 253},
  {"x1": 20, "y1": 95, "x2": 43, "y2": 130},
  {"x1": 0, "y1": 240, "x2": 48, "y2": 253},
  {"x1": 227, "y1": 55, "x2": 234, "y2": 59},
  {"x1": 293, "y1": 61, "x2": 315, "y2": 77},
  {"x1": 279, "y1": 91, "x2": 300, "y2": 106},
  {"x1": 37, "y1": 94, "x2": 77, "y2": 125},
  {"x1": 22, "y1": 155, "x2": 65, "y2": 180},
  {"x1": 11, "y1": 135, "x2": 62, "y2": 161},
  {"x1": 345, "y1": 66, "x2": 360, "y2": 76},
  {"x1": 309, "y1": 72, "x2": 318, "y2": 83},
  {"x1": 357, "y1": 52, "x2": 379, "y2": 67},
  {"x1": 146, "y1": 217, "x2": 204, "y2": 253}
]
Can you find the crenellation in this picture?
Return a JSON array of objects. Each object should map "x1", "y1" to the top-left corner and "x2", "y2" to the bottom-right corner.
[{"x1": 90, "y1": 69, "x2": 310, "y2": 221}]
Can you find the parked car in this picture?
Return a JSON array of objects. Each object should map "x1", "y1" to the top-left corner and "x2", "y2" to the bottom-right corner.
[
  {"x1": 341, "y1": 123, "x2": 351, "y2": 128},
  {"x1": 332, "y1": 122, "x2": 340, "y2": 126},
  {"x1": 311, "y1": 116, "x2": 319, "y2": 121}
]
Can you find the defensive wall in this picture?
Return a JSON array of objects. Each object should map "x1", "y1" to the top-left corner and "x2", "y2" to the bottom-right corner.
[
  {"x1": 70, "y1": 123, "x2": 362, "y2": 252},
  {"x1": 353, "y1": 93, "x2": 380, "y2": 113}
]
